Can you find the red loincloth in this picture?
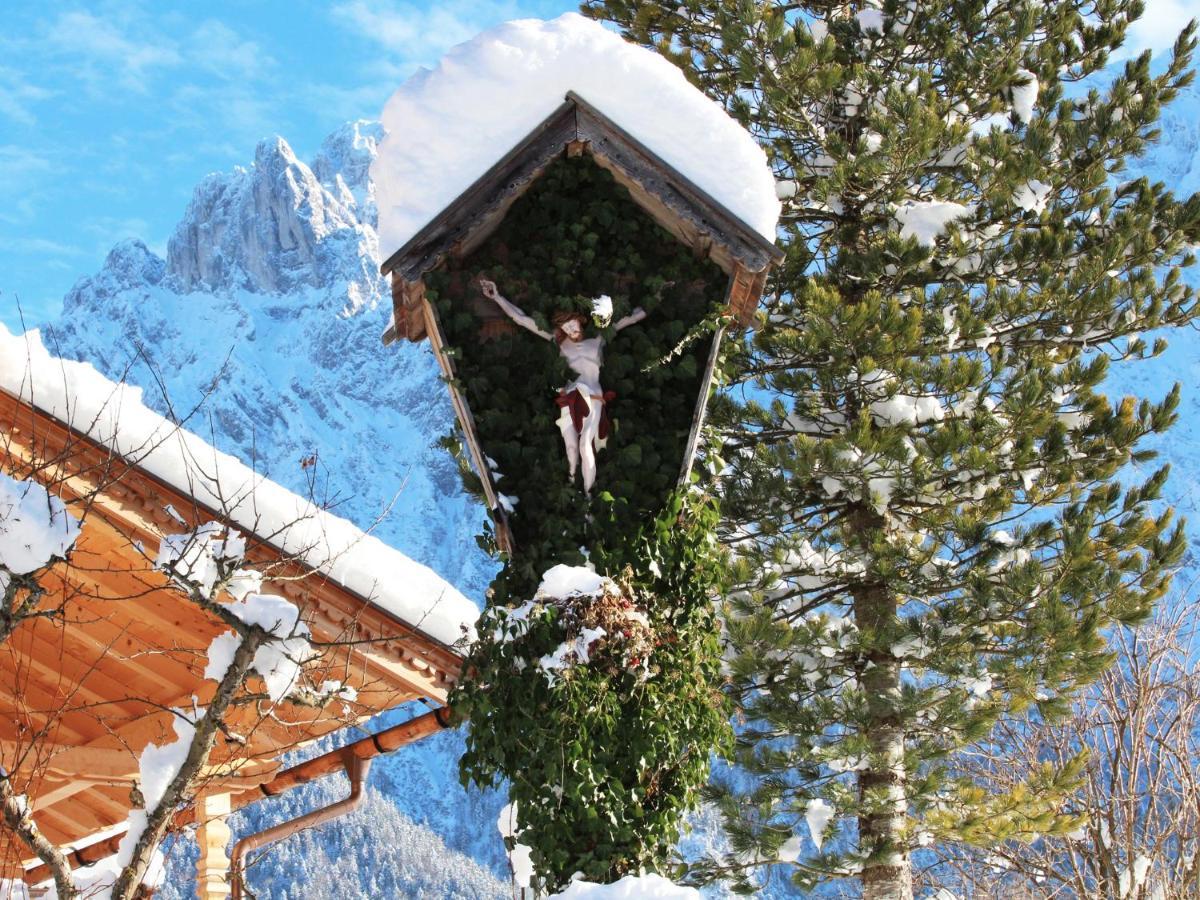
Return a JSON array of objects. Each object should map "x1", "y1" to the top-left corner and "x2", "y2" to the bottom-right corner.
[{"x1": 555, "y1": 387, "x2": 615, "y2": 440}]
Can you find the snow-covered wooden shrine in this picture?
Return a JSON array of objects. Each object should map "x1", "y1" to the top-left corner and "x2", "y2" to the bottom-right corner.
[
  {"x1": 373, "y1": 14, "x2": 783, "y2": 553},
  {"x1": 0, "y1": 330, "x2": 473, "y2": 897}
]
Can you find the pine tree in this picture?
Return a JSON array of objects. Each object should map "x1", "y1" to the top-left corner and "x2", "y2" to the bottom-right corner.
[{"x1": 584, "y1": 2, "x2": 1200, "y2": 897}]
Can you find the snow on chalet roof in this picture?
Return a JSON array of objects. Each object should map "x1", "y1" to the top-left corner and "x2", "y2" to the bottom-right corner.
[
  {"x1": 0, "y1": 323, "x2": 477, "y2": 647},
  {"x1": 372, "y1": 13, "x2": 781, "y2": 255}
]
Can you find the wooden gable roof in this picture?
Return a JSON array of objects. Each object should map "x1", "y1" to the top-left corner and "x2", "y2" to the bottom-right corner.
[
  {"x1": 380, "y1": 90, "x2": 783, "y2": 345},
  {"x1": 0, "y1": 386, "x2": 462, "y2": 872},
  {"x1": 374, "y1": 93, "x2": 782, "y2": 555}
]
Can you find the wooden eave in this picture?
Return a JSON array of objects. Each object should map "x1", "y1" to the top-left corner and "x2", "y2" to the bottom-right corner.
[
  {"x1": 0, "y1": 387, "x2": 463, "y2": 858},
  {"x1": 379, "y1": 90, "x2": 783, "y2": 344}
]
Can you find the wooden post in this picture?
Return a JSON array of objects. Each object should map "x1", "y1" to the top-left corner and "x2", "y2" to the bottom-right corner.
[{"x1": 195, "y1": 792, "x2": 232, "y2": 899}]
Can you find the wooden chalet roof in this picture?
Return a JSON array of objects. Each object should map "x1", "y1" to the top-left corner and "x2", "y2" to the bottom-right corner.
[
  {"x1": 0, "y1": 386, "x2": 464, "y2": 870},
  {"x1": 380, "y1": 90, "x2": 784, "y2": 345}
]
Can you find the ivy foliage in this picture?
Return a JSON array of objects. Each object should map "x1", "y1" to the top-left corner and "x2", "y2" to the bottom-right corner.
[
  {"x1": 457, "y1": 495, "x2": 731, "y2": 890},
  {"x1": 440, "y1": 156, "x2": 735, "y2": 889},
  {"x1": 425, "y1": 156, "x2": 725, "y2": 589}
]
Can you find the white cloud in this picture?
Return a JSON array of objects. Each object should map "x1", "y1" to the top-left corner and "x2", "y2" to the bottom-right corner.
[
  {"x1": 81, "y1": 215, "x2": 155, "y2": 252},
  {"x1": 189, "y1": 21, "x2": 275, "y2": 81},
  {"x1": 3, "y1": 236, "x2": 86, "y2": 257},
  {"x1": 0, "y1": 65, "x2": 53, "y2": 126},
  {"x1": 333, "y1": 0, "x2": 498, "y2": 52},
  {"x1": 330, "y1": 0, "x2": 564, "y2": 68},
  {"x1": 45, "y1": 10, "x2": 183, "y2": 93},
  {"x1": 0, "y1": 145, "x2": 51, "y2": 174},
  {"x1": 1122, "y1": 0, "x2": 1200, "y2": 57}
]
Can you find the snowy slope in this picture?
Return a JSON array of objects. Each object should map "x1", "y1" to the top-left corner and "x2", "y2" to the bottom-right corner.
[{"x1": 1110, "y1": 71, "x2": 1200, "y2": 565}]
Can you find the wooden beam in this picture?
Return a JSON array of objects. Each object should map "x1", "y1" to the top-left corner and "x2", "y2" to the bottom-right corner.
[
  {"x1": 420, "y1": 297, "x2": 514, "y2": 555},
  {"x1": 380, "y1": 99, "x2": 580, "y2": 282},
  {"x1": 676, "y1": 323, "x2": 728, "y2": 489},
  {"x1": 0, "y1": 741, "x2": 137, "y2": 781},
  {"x1": 722, "y1": 263, "x2": 768, "y2": 326},
  {"x1": 571, "y1": 91, "x2": 781, "y2": 271},
  {"x1": 31, "y1": 773, "x2": 134, "y2": 809}
]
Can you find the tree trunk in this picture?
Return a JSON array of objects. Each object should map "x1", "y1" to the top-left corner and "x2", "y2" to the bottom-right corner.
[
  {"x1": 110, "y1": 633, "x2": 261, "y2": 900},
  {"x1": 1, "y1": 775, "x2": 77, "y2": 898},
  {"x1": 854, "y1": 579, "x2": 913, "y2": 900}
]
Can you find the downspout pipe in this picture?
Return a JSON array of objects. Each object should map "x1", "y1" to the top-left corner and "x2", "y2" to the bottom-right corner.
[
  {"x1": 22, "y1": 706, "x2": 454, "y2": 887},
  {"x1": 230, "y1": 752, "x2": 372, "y2": 900}
]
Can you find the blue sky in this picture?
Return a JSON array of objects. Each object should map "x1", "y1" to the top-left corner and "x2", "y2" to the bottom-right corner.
[
  {"x1": 0, "y1": 0, "x2": 573, "y2": 329},
  {"x1": 0, "y1": 0, "x2": 1194, "y2": 330}
]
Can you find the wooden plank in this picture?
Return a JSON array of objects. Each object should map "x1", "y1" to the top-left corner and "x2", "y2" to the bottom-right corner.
[
  {"x1": 677, "y1": 323, "x2": 728, "y2": 489},
  {"x1": 420, "y1": 295, "x2": 514, "y2": 555},
  {"x1": 380, "y1": 99, "x2": 581, "y2": 281},
  {"x1": 381, "y1": 274, "x2": 407, "y2": 345},
  {"x1": 723, "y1": 264, "x2": 767, "y2": 326},
  {"x1": 570, "y1": 91, "x2": 782, "y2": 272},
  {"x1": 402, "y1": 279, "x2": 428, "y2": 342},
  {"x1": 0, "y1": 741, "x2": 136, "y2": 781},
  {"x1": 587, "y1": 151, "x2": 730, "y2": 271},
  {"x1": 32, "y1": 773, "x2": 136, "y2": 809}
]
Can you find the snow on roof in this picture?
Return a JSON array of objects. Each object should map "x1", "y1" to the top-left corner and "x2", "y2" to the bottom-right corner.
[
  {"x1": 551, "y1": 874, "x2": 699, "y2": 898},
  {"x1": 372, "y1": 13, "x2": 780, "y2": 255},
  {"x1": 0, "y1": 323, "x2": 477, "y2": 647}
]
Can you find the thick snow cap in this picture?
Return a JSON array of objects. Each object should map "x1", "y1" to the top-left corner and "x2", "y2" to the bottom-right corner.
[
  {"x1": 372, "y1": 13, "x2": 780, "y2": 255},
  {"x1": 0, "y1": 323, "x2": 477, "y2": 647}
]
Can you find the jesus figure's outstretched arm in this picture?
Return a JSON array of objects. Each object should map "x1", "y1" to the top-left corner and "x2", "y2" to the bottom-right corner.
[
  {"x1": 613, "y1": 308, "x2": 647, "y2": 331},
  {"x1": 479, "y1": 279, "x2": 554, "y2": 341}
]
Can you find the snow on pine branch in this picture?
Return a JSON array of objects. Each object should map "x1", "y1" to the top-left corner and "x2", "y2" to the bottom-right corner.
[{"x1": 894, "y1": 200, "x2": 975, "y2": 247}]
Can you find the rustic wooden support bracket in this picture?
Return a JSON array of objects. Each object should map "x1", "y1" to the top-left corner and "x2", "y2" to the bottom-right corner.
[{"x1": 195, "y1": 791, "x2": 233, "y2": 899}]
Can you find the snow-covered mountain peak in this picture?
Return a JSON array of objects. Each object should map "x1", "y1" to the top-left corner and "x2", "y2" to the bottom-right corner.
[
  {"x1": 61, "y1": 239, "x2": 166, "y2": 314},
  {"x1": 165, "y1": 129, "x2": 375, "y2": 302},
  {"x1": 312, "y1": 119, "x2": 385, "y2": 220},
  {"x1": 44, "y1": 119, "x2": 493, "y2": 606}
]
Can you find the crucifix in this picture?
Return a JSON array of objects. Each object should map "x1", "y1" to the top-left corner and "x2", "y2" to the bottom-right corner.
[{"x1": 479, "y1": 279, "x2": 646, "y2": 493}]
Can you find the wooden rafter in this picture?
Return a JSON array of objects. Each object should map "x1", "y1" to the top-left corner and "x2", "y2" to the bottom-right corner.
[{"x1": 0, "y1": 387, "x2": 464, "y2": 859}]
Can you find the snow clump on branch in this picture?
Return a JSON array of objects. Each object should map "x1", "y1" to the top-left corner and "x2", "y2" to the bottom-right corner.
[
  {"x1": 156, "y1": 523, "x2": 315, "y2": 703},
  {"x1": 493, "y1": 564, "x2": 654, "y2": 683},
  {"x1": 0, "y1": 472, "x2": 80, "y2": 591}
]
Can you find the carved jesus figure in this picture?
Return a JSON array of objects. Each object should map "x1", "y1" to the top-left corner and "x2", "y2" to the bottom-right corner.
[{"x1": 479, "y1": 279, "x2": 646, "y2": 493}]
